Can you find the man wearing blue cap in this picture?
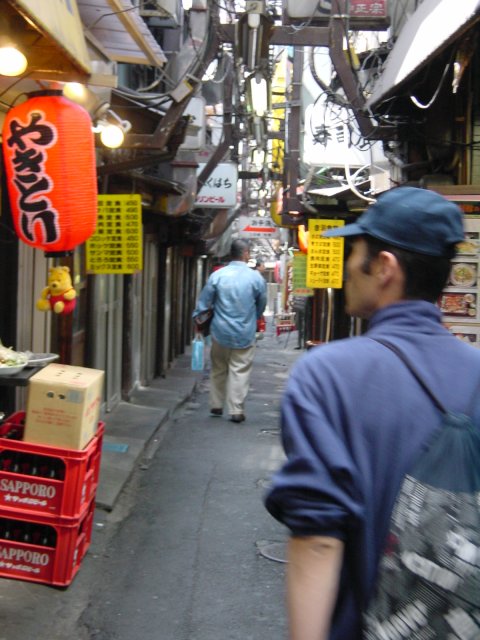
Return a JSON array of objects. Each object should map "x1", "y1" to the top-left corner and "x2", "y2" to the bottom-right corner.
[{"x1": 265, "y1": 187, "x2": 480, "y2": 639}]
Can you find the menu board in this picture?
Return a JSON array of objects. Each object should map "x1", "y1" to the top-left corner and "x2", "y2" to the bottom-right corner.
[
  {"x1": 86, "y1": 194, "x2": 143, "y2": 274},
  {"x1": 441, "y1": 215, "x2": 480, "y2": 345},
  {"x1": 306, "y1": 219, "x2": 345, "y2": 289}
]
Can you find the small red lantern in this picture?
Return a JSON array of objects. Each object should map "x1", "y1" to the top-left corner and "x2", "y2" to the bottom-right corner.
[
  {"x1": 2, "y1": 90, "x2": 97, "y2": 256},
  {"x1": 298, "y1": 224, "x2": 309, "y2": 254}
]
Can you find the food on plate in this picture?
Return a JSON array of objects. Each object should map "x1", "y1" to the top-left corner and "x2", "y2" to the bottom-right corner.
[
  {"x1": 0, "y1": 341, "x2": 28, "y2": 368},
  {"x1": 440, "y1": 293, "x2": 476, "y2": 316},
  {"x1": 450, "y1": 263, "x2": 477, "y2": 287},
  {"x1": 456, "y1": 238, "x2": 479, "y2": 255}
]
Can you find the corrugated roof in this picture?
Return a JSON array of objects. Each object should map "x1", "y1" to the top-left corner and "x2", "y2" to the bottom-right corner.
[{"x1": 77, "y1": 0, "x2": 167, "y2": 67}]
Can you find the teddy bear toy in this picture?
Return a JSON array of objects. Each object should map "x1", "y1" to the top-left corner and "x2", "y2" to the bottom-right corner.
[{"x1": 36, "y1": 266, "x2": 77, "y2": 315}]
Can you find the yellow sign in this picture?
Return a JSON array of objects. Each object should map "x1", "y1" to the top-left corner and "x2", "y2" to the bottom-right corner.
[
  {"x1": 86, "y1": 195, "x2": 143, "y2": 274},
  {"x1": 306, "y1": 219, "x2": 345, "y2": 289},
  {"x1": 292, "y1": 252, "x2": 314, "y2": 296}
]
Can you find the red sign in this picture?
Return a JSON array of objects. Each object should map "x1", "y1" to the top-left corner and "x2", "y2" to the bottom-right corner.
[
  {"x1": 243, "y1": 225, "x2": 276, "y2": 233},
  {"x1": 350, "y1": 0, "x2": 387, "y2": 18},
  {"x1": 285, "y1": 0, "x2": 388, "y2": 28},
  {"x1": 2, "y1": 91, "x2": 97, "y2": 255}
]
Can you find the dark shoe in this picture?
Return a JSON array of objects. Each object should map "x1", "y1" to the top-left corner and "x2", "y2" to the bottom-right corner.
[
  {"x1": 210, "y1": 408, "x2": 223, "y2": 416},
  {"x1": 230, "y1": 414, "x2": 245, "y2": 423}
]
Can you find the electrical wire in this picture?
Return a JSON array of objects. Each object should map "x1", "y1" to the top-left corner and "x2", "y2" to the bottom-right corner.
[
  {"x1": 409, "y1": 62, "x2": 451, "y2": 110},
  {"x1": 85, "y1": 1, "x2": 143, "y2": 31}
]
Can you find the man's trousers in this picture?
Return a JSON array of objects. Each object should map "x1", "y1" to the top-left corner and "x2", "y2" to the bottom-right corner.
[{"x1": 209, "y1": 339, "x2": 256, "y2": 417}]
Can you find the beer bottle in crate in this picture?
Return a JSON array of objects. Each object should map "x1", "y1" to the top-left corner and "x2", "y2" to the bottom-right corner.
[
  {"x1": 30, "y1": 455, "x2": 39, "y2": 476},
  {"x1": 0, "y1": 451, "x2": 13, "y2": 472},
  {"x1": 40, "y1": 525, "x2": 57, "y2": 548},
  {"x1": 51, "y1": 459, "x2": 65, "y2": 480},
  {"x1": 22, "y1": 524, "x2": 32, "y2": 544},
  {"x1": 0, "y1": 518, "x2": 11, "y2": 540},
  {"x1": 11, "y1": 452, "x2": 21, "y2": 474},
  {"x1": 20, "y1": 455, "x2": 31, "y2": 475}
]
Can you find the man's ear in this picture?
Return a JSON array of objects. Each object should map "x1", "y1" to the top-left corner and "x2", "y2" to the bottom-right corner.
[{"x1": 376, "y1": 251, "x2": 402, "y2": 287}]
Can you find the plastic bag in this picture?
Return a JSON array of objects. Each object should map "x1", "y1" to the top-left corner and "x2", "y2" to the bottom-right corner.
[{"x1": 191, "y1": 335, "x2": 205, "y2": 371}]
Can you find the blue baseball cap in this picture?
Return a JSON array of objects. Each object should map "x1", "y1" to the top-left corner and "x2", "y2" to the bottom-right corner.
[{"x1": 322, "y1": 187, "x2": 464, "y2": 256}]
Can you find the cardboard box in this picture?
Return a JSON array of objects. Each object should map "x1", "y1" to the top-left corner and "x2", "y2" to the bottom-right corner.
[{"x1": 24, "y1": 364, "x2": 104, "y2": 450}]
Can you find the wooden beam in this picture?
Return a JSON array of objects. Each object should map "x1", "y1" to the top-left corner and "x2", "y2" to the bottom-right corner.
[{"x1": 217, "y1": 24, "x2": 329, "y2": 47}]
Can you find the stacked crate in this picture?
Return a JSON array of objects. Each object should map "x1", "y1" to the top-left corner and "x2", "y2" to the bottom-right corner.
[{"x1": 0, "y1": 411, "x2": 104, "y2": 587}]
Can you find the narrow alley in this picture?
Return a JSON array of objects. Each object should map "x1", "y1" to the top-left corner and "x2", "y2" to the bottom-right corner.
[{"x1": 0, "y1": 321, "x2": 302, "y2": 640}]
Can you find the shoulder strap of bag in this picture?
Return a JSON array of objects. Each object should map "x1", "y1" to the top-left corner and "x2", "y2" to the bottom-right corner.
[{"x1": 370, "y1": 337, "x2": 447, "y2": 414}]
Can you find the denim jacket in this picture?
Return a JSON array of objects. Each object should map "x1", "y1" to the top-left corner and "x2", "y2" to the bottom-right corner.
[{"x1": 193, "y1": 261, "x2": 266, "y2": 349}]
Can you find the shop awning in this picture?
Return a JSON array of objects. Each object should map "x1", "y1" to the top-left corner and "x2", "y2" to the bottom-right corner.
[
  {"x1": 77, "y1": 0, "x2": 167, "y2": 67},
  {"x1": 366, "y1": 0, "x2": 480, "y2": 108},
  {"x1": 5, "y1": 0, "x2": 92, "y2": 77}
]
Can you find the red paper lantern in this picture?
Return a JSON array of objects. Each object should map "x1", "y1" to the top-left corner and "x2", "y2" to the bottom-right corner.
[
  {"x1": 298, "y1": 224, "x2": 309, "y2": 254},
  {"x1": 2, "y1": 90, "x2": 97, "y2": 256}
]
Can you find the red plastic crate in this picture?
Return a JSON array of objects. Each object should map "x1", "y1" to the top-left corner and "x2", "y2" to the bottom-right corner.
[
  {"x1": 0, "y1": 412, "x2": 104, "y2": 519},
  {"x1": 0, "y1": 498, "x2": 95, "y2": 587}
]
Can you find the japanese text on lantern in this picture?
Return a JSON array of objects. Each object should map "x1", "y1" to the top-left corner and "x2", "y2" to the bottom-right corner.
[
  {"x1": 86, "y1": 195, "x2": 143, "y2": 274},
  {"x1": 306, "y1": 219, "x2": 344, "y2": 289}
]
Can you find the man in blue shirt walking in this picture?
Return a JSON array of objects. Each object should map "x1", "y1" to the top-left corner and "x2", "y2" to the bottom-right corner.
[{"x1": 193, "y1": 239, "x2": 266, "y2": 423}]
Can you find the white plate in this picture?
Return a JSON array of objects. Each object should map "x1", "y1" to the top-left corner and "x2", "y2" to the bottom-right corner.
[
  {"x1": 0, "y1": 364, "x2": 27, "y2": 376},
  {"x1": 26, "y1": 353, "x2": 59, "y2": 368},
  {"x1": 451, "y1": 263, "x2": 477, "y2": 287}
]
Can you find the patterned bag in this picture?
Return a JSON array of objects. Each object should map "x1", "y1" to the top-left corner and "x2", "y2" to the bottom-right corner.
[{"x1": 364, "y1": 340, "x2": 480, "y2": 639}]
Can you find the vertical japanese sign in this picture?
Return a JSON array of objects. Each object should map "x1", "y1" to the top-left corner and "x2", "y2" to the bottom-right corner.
[
  {"x1": 292, "y1": 252, "x2": 314, "y2": 296},
  {"x1": 306, "y1": 219, "x2": 344, "y2": 289},
  {"x1": 86, "y1": 195, "x2": 143, "y2": 274}
]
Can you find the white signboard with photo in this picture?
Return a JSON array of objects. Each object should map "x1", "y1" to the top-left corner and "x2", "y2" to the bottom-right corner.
[{"x1": 442, "y1": 213, "x2": 480, "y2": 345}]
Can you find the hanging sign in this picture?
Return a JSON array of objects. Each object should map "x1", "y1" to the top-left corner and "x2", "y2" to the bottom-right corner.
[
  {"x1": 285, "y1": 0, "x2": 388, "y2": 27},
  {"x1": 195, "y1": 163, "x2": 237, "y2": 207},
  {"x1": 86, "y1": 195, "x2": 143, "y2": 274},
  {"x1": 2, "y1": 91, "x2": 97, "y2": 255},
  {"x1": 292, "y1": 252, "x2": 314, "y2": 296},
  {"x1": 306, "y1": 219, "x2": 344, "y2": 289},
  {"x1": 240, "y1": 216, "x2": 278, "y2": 238}
]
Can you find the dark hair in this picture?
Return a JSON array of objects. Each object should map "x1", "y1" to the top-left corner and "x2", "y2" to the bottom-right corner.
[
  {"x1": 230, "y1": 239, "x2": 250, "y2": 260},
  {"x1": 361, "y1": 236, "x2": 456, "y2": 302}
]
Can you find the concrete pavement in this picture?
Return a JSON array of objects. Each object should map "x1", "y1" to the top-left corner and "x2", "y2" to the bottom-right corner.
[
  {"x1": 0, "y1": 316, "x2": 304, "y2": 639},
  {"x1": 96, "y1": 316, "x2": 302, "y2": 512},
  {"x1": 96, "y1": 354, "x2": 203, "y2": 511}
]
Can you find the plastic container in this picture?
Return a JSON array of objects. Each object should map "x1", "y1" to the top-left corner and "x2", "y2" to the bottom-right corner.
[
  {"x1": 0, "y1": 412, "x2": 104, "y2": 518},
  {"x1": 0, "y1": 498, "x2": 95, "y2": 587}
]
